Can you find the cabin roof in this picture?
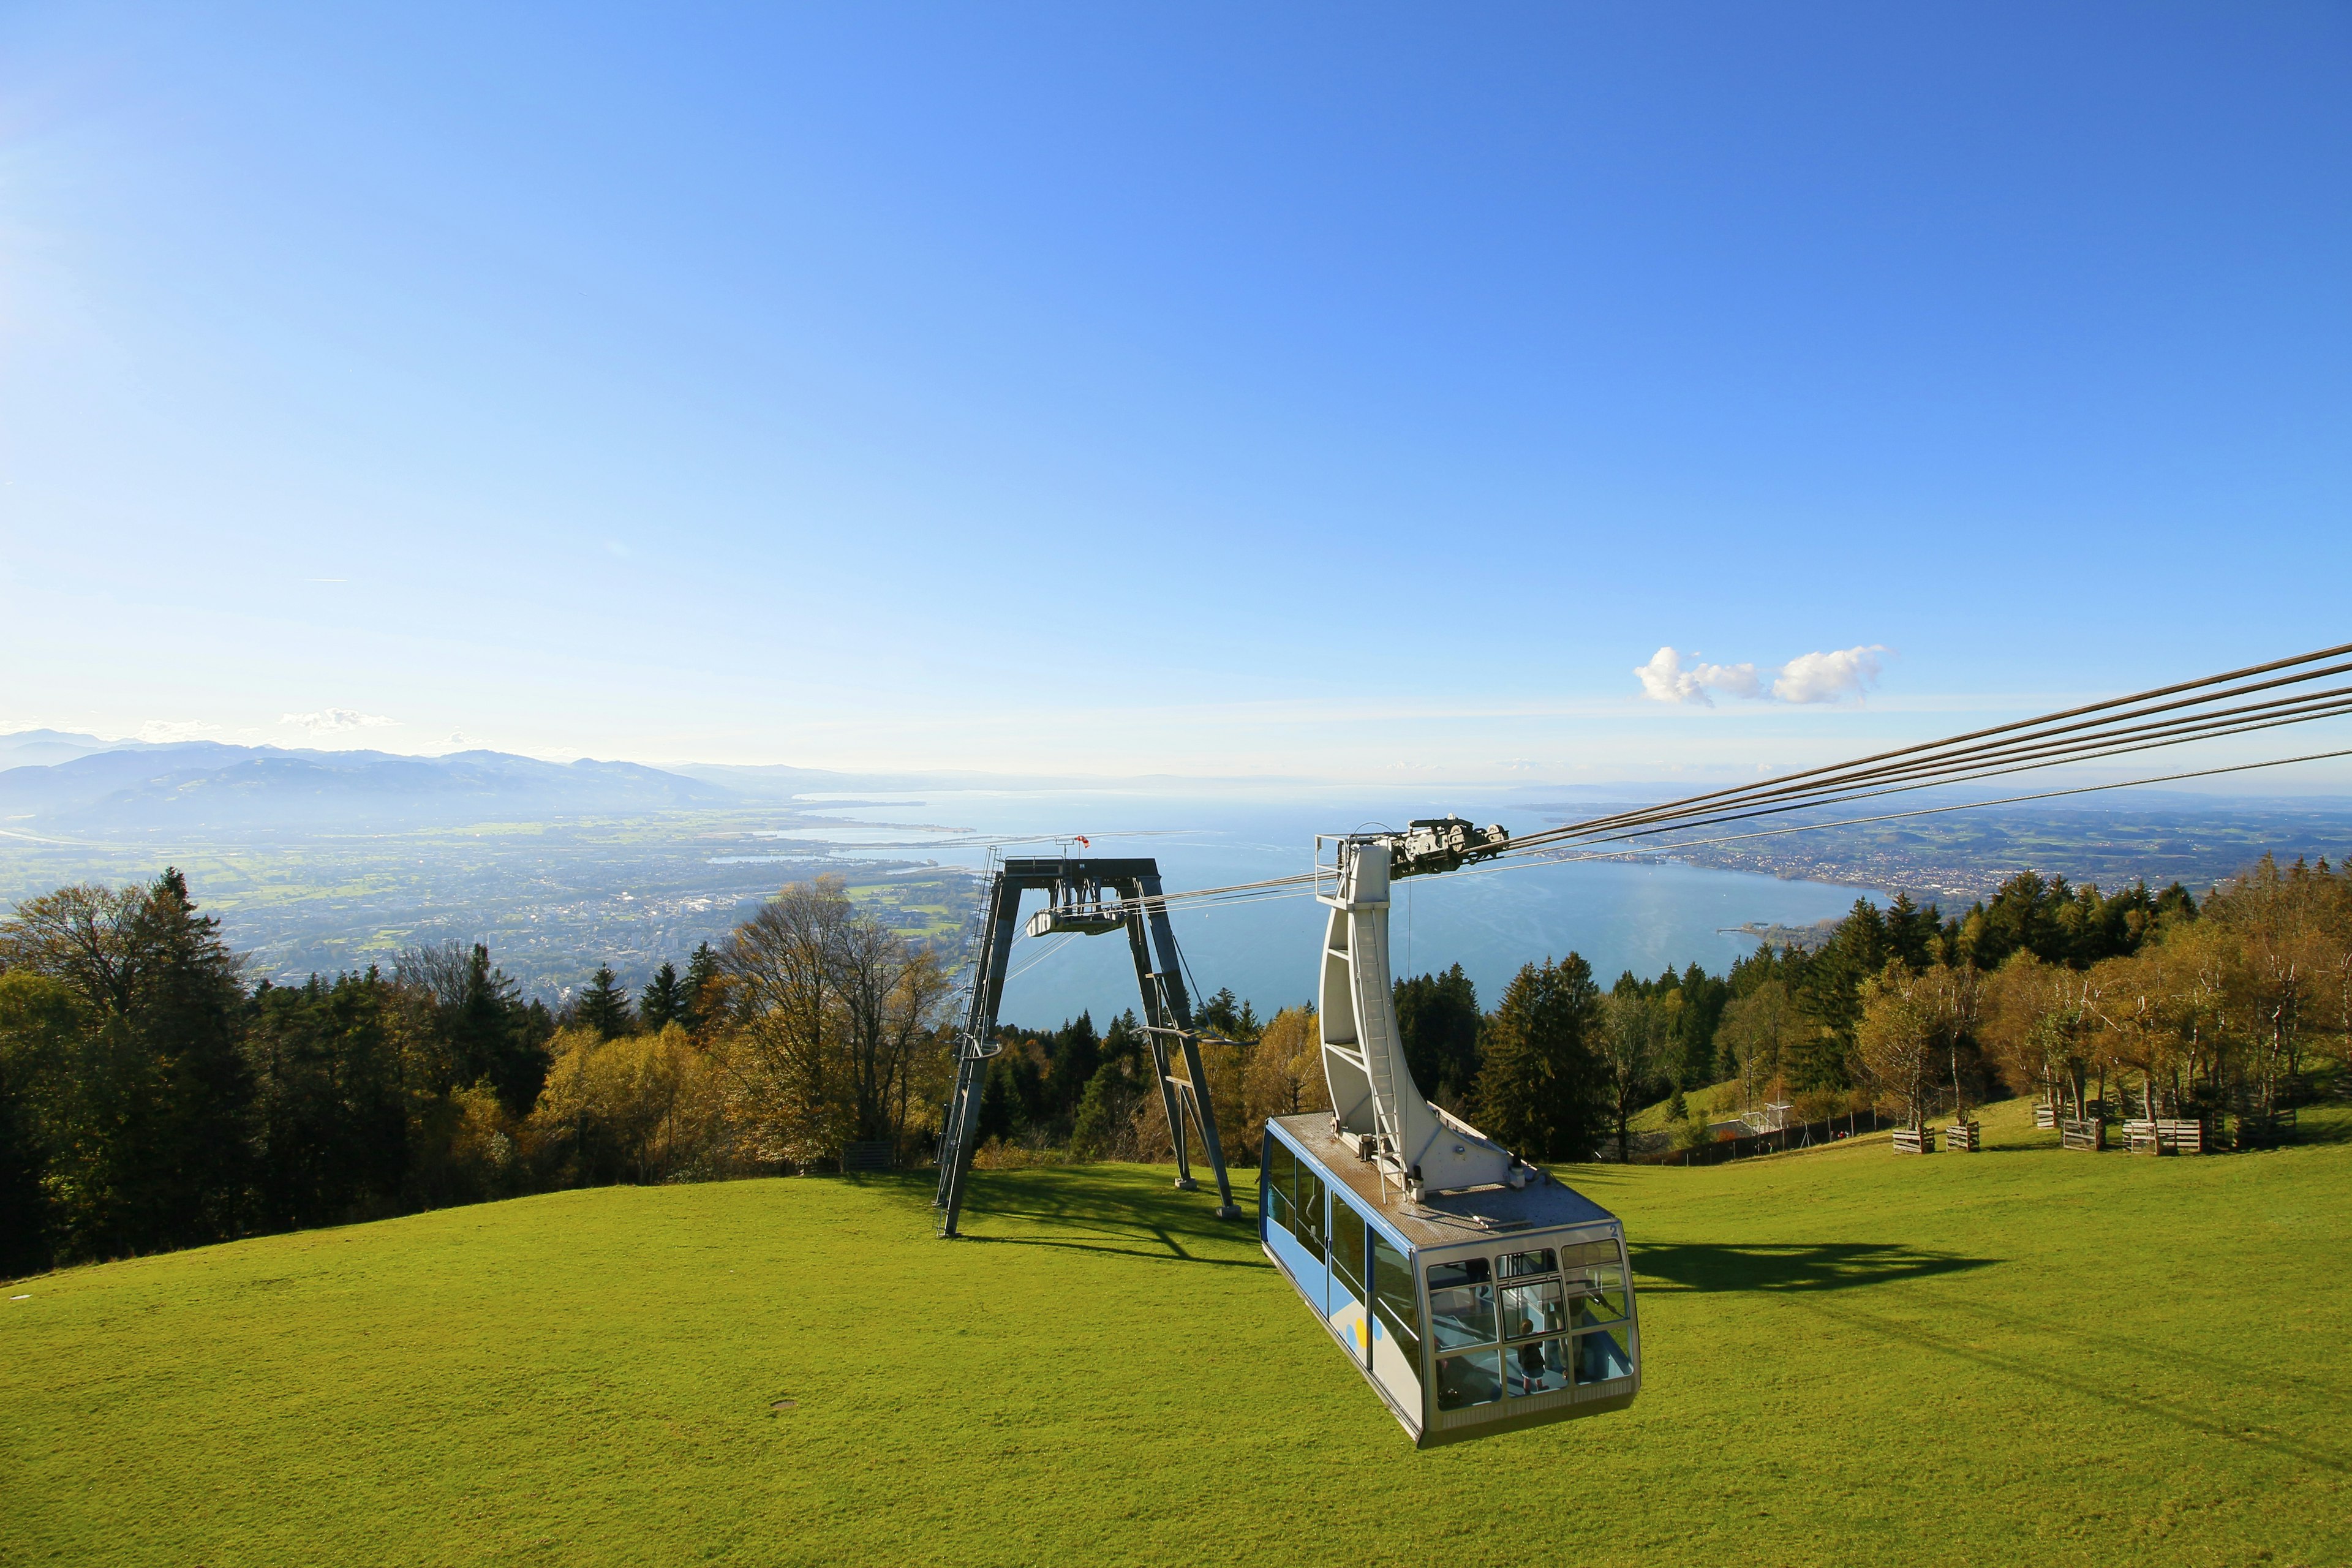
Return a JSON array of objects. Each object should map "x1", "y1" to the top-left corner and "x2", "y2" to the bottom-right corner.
[{"x1": 1269, "y1": 1112, "x2": 1620, "y2": 1252}]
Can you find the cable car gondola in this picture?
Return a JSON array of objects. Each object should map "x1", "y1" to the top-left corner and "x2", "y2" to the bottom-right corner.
[{"x1": 1258, "y1": 824, "x2": 1640, "y2": 1446}]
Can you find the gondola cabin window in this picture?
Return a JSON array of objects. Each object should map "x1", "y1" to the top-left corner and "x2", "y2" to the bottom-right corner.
[
  {"x1": 1562, "y1": 1239, "x2": 1628, "y2": 1322},
  {"x1": 1502, "y1": 1275, "x2": 1567, "y2": 1338},
  {"x1": 1371, "y1": 1234, "x2": 1419, "y2": 1389},
  {"x1": 1294, "y1": 1166, "x2": 1328, "y2": 1262},
  {"x1": 1428, "y1": 1257, "x2": 1502, "y2": 1411},
  {"x1": 1264, "y1": 1140, "x2": 1295, "y2": 1235},
  {"x1": 1330, "y1": 1202, "x2": 1367, "y2": 1309}
]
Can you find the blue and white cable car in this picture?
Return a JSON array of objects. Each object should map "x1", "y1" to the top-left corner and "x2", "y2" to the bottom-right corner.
[{"x1": 1258, "y1": 824, "x2": 1641, "y2": 1446}]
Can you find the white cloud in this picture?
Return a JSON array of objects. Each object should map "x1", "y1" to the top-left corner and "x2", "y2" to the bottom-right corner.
[
  {"x1": 1635, "y1": 644, "x2": 1890, "y2": 706},
  {"x1": 281, "y1": 708, "x2": 398, "y2": 735},
  {"x1": 139, "y1": 719, "x2": 221, "y2": 742},
  {"x1": 1633, "y1": 647, "x2": 1762, "y2": 706},
  {"x1": 1771, "y1": 645, "x2": 1889, "y2": 704}
]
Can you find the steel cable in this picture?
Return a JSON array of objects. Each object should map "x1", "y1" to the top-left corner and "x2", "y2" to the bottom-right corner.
[{"x1": 1124, "y1": 643, "x2": 2352, "y2": 911}]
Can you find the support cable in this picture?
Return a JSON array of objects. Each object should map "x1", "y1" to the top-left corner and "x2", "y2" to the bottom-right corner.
[
  {"x1": 1126, "y1": 741, "x2": 2352, "y2": 917},
  {"x1": 1506, "y1": 666, "x2": 2352, "y2": 855},
  {"x1": 1515, "y1": 640, "x2": 2352, "y2": 848},
  {"x1": 1025, "y1": 645, "x2": 2352, "y2": 918}
]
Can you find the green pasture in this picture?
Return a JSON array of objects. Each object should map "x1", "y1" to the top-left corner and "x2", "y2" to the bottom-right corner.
[{"x1": 6, "y1": 1099, "x2": 2348, "y2": 1567}]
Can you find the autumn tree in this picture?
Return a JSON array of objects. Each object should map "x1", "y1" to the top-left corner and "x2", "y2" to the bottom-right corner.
[
  {"x1": 2203, "y1": 855, "x2": 2336, "y2": 1115},
  {"x1": 527, "y1": 1023, "x2": 723, "y2": 1185},
  {"x1": 834, "y1": 915, "x2": 956, "y2": 1146},
  {"x1": 1716, "y1": 978, "x2": 1800, "y2": 1115},
  {"x1": 1241, "y1": 1004, "x2": 1328, "y2": 1149},
  {"x1": 717, "y1": 876, "x2": 951, "y2": 1165},
  {"x1": 1854, "y1": 961, "x2": 1976, "y2": 1128},
  {"x1": 1978, "y1": 952, "x2": 2093, "y2": 1118}
]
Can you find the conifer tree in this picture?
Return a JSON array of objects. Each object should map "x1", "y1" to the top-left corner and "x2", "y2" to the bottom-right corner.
[
  {"x1": 575, "y1": 966, "x2": 633, "y2": 1039},
  {"x1": 681, "y1": 943, "x2": 723, "y2": 1033},
  {"x1": 1472, "y1": 954, "x2": 1605, "y2": 1162},
  {"x1": 639, "y1": 962, "x2": 685, "y2": 1031},
  {"x1": 458, "y1": 943, "x2": 546, "y2": 1116},
  {"x1": 1673, "y1": 961, "x2": 1730, "y2": 1085},
  {"x1": 1394, "y1": 963, "x2": 1481, "y2": 1107}
]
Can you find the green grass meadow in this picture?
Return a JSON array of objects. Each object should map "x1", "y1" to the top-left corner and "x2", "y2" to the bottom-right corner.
[{"x1": 6, "y1": 1099, "x2": 2348, "y2": 1567}]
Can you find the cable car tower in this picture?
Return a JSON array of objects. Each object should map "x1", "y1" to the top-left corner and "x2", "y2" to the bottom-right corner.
[{"x1": 934, "y1": 852, "x2": 1243, "y2": 1238}]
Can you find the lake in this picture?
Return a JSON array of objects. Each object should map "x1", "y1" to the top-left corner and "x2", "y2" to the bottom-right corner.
[{"x1": 790, "y1": 786, "x2": 1883, "y2": 1027}]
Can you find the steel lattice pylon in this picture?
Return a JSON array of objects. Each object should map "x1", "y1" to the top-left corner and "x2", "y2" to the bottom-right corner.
[{"x1": 933, "y1": 854, "x2": 1242, "y2": 1237}]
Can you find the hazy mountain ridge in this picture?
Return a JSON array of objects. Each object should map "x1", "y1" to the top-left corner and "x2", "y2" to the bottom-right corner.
[
  {"x1": 0, "y1": 741, "x2": 736, "y2": 832},
  {"x1": 0, "y1": 729, "x2": 127, "y2": 768}
]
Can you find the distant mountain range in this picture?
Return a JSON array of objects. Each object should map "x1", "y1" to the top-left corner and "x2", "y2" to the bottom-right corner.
[
  {"x1": 0, "y1": 734, "x2": 738, "y2": 832},
  {"x1": 0, "y1": 731, "x2": 1338, "y2": 832},
  {"x1": 0, "y1": 729, "x2": 127, "y2": 769}
]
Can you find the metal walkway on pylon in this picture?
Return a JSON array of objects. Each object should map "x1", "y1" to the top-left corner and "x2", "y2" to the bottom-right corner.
[{"x1": 933, "y1": 853, "x2": 1243, "y2": 1238}]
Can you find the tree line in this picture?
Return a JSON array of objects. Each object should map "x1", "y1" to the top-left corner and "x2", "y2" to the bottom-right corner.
[
  {"x1": 0, "y1": 871, "x2": 953, "y2": 1276},
  {"x1": 966, "y1": 859, "x2": 2348, "y2": 1170},
  {"x1": 9, "y1": 856, "x2": 2345, "y2": 1277},
  {"x1": 1853, "y1": 856, "x2": 2352, "y2": 1137}
]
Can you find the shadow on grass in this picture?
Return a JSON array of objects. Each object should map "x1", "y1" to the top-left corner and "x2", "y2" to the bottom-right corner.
[
  {"x1": 1787, "y1": 1291, "x2": 2352, "y2": 1474},
  {"x1": 1633, "y1": 1241, "x2": 1999, "y2": 1294},
  {"x1": 853, "y1": 1165, "x2": 1268, "y2": 1268},
  {"x1": 2282, "y1": 1105, "x2": 2352, "y2": 1145}
]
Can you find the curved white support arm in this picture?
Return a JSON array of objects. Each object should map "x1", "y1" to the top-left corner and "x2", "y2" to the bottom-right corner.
[{"x1": 1317, "y1": 840, "x2": 1515, "y2": 1196}]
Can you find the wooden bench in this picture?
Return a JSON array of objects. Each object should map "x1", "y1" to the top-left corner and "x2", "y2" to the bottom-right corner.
[
  {"x1": 1891, "y1": 1126, "x2": 1937, "y2": 1155},
  {"x1": 1945, "y1": 1121, "x2": 1981, "y2": 1152}
]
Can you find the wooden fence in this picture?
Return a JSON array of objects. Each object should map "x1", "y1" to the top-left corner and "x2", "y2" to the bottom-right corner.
[
  {"x1": 2060, "y1": 1117, "x2": 2105, "y2": 1151},
  {"x1": 2122, "y1": 1118, "x2": 2206, "y2": 1155}
]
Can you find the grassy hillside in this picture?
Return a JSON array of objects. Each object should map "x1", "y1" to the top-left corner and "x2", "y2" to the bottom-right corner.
[{"x1": 6, "y1": 1101, "x2": 2348, "y2": 1568}]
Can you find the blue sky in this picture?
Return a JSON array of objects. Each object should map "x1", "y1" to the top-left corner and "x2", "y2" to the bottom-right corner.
[{"x1": 3, "y1": 3, "x2": 2347, "y2": 782}]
